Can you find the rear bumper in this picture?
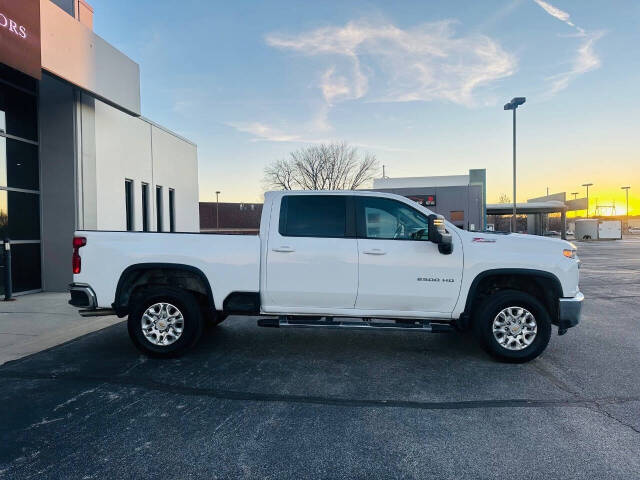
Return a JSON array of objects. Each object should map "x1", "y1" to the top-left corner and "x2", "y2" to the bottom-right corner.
[
  {"x1": 69, "y1": 283, "x2": 116, "y2": 317},
  {"x1": 69, "y1": 283, "x2": 97, "y2": 309},
  {"x1": 557, "y1": 291, "x2": 584, "y2": 330}
]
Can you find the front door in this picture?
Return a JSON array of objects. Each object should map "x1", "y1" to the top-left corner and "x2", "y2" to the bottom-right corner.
[
  {"x1": 264, "y1": 194, "x2": 358, "y2": 312},
  {"x1": 355, "y1": 196, "x2": 463, "y2": 315}
]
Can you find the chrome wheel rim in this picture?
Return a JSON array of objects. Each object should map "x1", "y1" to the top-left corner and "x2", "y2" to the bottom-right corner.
[
  {"x1": 492, "y1": 306, "x2": 537, "y2": 351},
  {"x1": 141, "y1": 302, "x2": 184, "y2": 346}
]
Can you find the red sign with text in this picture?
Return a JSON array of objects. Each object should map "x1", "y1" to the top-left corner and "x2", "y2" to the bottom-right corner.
[{"x1": 0, "y1": 0, "x2": 41, "y2": 79}]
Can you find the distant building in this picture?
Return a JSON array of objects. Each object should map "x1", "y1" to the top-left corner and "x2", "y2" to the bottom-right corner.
[
  {"x1": 487, "y1": 192, "x2": 589, "y2": 238},
  {"x1": 200, "y1": 202, "x2": 263, "y2": 234},
  {"x1": 371, "y1": 169, "x2": 487, "y2": 230}
]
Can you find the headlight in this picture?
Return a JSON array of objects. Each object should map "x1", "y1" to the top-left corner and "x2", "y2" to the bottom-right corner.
[{"x1": 563, "y1": 249, "x2": 577, "y2": 259}]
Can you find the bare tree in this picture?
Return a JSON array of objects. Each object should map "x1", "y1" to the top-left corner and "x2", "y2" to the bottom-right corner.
[
  {"x1": 264, "y1": 142, "x2": 380, "y2": 191},
  {"x1": 497, "y1": 193, "x2": 511, "y2": 204}
]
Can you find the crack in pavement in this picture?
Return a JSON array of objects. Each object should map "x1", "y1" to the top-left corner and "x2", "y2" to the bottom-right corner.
[
  {"x1": 0, "y1": 371, "x2": 639, "y2": 414},
  {"x1": 531, "y1": 362, "x2": 640, "y2": 436},
  {"x1": 591, "y1": 401, "x2": 640, "y2": 435}
]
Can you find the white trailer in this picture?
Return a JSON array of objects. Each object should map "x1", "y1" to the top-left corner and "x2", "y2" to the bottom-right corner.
[
  {"x1": 575, "y1": 219, "x2": 599, "y2": 240},
  {"x1": 598, "y1": 220, "x2": 622, "y2": 240}
]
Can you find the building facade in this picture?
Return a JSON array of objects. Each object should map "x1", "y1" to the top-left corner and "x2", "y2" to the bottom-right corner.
[
  {"x1": 1, "y1": 0, "x2": 199, "y2": 294},
  {"x1": 371, "y1": 169, "x2": 487, "y2": 230}
]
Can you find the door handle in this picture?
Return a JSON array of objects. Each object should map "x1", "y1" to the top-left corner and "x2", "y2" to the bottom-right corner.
[
  {"x1": 273, "y1": 246, "x2": 295, "y2": 253},
  {"x1": 362, "y1": 248, "x2": 386, "y2": 255}
]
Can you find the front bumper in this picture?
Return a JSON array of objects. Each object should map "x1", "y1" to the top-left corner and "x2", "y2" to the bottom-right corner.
[{"x1": 557, "y1": 291, "x2": 584, "y2": 331}]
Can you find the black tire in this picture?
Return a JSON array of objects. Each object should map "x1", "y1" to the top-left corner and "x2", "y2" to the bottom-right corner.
[
  {"x1": 127, "y1": 287, "x2": 204, "y2": 358},
  {"x1": 473, "y1": 290, "x2": 551, "y2": 363}
]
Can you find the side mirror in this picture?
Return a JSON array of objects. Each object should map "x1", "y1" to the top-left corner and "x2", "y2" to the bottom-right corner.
[{"x1": 428, "y1": 214, "x2": 453, "y2": 255}]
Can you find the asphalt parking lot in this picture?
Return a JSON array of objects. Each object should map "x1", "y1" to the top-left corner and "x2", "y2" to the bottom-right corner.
[{"x1": 1, "y1": 239, "x2": 639, "y2": 479}]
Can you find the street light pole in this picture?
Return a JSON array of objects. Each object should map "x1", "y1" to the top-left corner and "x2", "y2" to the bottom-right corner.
[
  {"x1": 621, "y1": 186, "x2": 630, "y2": 231},
  {"x1": 582, "y1": 183, "x2": 593, "y2": 218},
  {"x1": 504, "y1": 97, "x2": 526, "y2": 232},
  {"x1": 571, "y1": 192, "x2": 579, "y2": 200},
  {"x1": 215, "y1": 191, "x2": 221, "y2": 230},
  {"x1": 512, "y1": 107, "x2": 516, "y2": 232}
]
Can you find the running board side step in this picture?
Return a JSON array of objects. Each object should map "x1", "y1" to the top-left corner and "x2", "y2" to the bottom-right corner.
[{"x1": 257, "y1": 317, "x2": 453, "y2": 333}]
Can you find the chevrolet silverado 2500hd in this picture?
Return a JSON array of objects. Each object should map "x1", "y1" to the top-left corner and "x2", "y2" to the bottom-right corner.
[{"x1": 69, "y1": 190, "x2": 583, "y2": 362}]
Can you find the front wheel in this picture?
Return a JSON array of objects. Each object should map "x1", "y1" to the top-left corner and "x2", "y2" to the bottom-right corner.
[
  {"x1": 473, "y1": 290, "x2": 551, "y2": 363},
  {"x1": 127, "y1": 287, "x2": 204, "y2": 358}
]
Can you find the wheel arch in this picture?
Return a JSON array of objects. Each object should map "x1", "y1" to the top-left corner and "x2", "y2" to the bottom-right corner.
[
  {"x1": 113, "y1": 263, "x2": 215, "y2": 317},
  {"x1": 460, "y1": 268, "x2": 563, "y2": 328}
]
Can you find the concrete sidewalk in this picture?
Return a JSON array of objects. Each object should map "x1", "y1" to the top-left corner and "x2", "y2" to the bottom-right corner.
[{"x1": 0, "y1": 292, "x2": 123, "y2": 365}]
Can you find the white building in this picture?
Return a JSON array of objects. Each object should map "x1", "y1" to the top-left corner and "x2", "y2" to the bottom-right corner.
[{"x1": 1, "y1": 0, "x2": 199, "y2": 294}]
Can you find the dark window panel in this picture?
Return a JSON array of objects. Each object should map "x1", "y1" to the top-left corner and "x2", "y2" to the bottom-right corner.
[
  {"x1": 0, "y1": 83, "x2": 38, "y2": 142},
  {"x1": 0, "y1": 64, "x2": 38, "y2": 93},
  {"x1": 142, "y1": 183, "x2": 149, "y2": 232},
  {"x1": 9, "y1": 243, "x2": 42, "y2": 292},
  {"x1": 0, "y1": 190, "x2": 41, "y2": 240},
  {"x1": 169, "y1": 189, "x2": 175, "y2": 232},
  {"x1": 281, "y1": 195, "x2": 346, "y2": 238},
  {"x1": 156, "y1": 186, "x2": 163, "y2": 231},
  {"x1": 0, "y1": 137, "x2": 39, "y2": 190},
  {"x1": 125, "y1": 179, "x2": 134, "y2": 231}
]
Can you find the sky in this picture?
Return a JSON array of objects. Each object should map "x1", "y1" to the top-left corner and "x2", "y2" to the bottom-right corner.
[{"x1": 89, "y1": 0, "x2": 640, "y2": 214}]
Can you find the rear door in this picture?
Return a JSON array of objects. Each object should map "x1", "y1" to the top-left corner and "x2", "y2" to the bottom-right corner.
[
  {"x1": 355, "y1": 196, "x2": 463, "y2": 315},
  {"x1": 263, "y1": 194, "x2": 358, "y2": 311}
]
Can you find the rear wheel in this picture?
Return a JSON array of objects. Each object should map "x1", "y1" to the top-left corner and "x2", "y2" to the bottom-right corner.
[
  {"x1": 473, "y1": 290, "x2": 551, "y2": 363},
  {"x1": 128, "y1": 287, "x2": 204, "y2": 358}
]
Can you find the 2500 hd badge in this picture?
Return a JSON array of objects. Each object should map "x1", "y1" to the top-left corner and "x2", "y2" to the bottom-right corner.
[{"x1": 417, "y1": 277, "x2": 455, "y2": 283}]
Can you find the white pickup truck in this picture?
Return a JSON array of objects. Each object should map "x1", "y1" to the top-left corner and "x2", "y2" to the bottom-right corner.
[{"x1": 69, "y1": 190, "x2": 583, "y2": 362}]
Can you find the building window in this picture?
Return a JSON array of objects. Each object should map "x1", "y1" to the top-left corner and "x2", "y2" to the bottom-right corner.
[
  {"x1": 156, "y1": 186, "x2": 163, "y2": 231},
  {"x1": 169, "y1": 188, "x2": 176, "y2": 232},
  {"x1": 141, "y1": 183, "x2": 149, "y2": 232},
  {"x1": 125, "y1": 179, "x2": 134, "y2": 231}
]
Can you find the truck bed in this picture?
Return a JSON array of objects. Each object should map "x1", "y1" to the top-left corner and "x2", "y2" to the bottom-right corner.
[{"x1": 74, "y1": 231, "x2": 261, "y2": 309}]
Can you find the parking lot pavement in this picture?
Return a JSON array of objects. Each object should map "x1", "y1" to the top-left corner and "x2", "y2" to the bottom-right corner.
[
  {"x1": 1, "y1": 240, "x2": 640, "y2": 479},
  {"x1": 0, "y1": 293, "x2": 122, "y2": 366}
]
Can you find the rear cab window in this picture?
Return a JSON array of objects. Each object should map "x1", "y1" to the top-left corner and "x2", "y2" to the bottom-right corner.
[{"x1": 279, "y1": 195, "x2": 353, "y2": 238}]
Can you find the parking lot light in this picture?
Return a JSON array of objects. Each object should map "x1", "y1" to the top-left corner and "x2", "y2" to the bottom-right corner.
[{"x1": 504, "y1": 97, "x2": 526, "y2": 232}]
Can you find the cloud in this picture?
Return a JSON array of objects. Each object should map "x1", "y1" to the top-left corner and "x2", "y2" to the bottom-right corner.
[
  {"x1": 533, "y1": 0, "x2": 574, "y2": 26},
  {"x1": 547, "y1": 32, "x2": 603, "y2": 95},
  {"x1": 266, "y1": 19, "x2": 516, "y2": 107},
  {"x1": 229, "y1": 19, "x2": 515, "y2": 148},
  {"x1": 226, "y1": 122, "x2": 302, "y2": 143},
  {"x1": 533, "y1": 0, "x2": 586, "y2": 35},
  {"x1": 225, "y1": 121, "x2": 415, "y2": 152},
  {"x1": 532, "y1": 0, "x2": 602, "y2": 95}
]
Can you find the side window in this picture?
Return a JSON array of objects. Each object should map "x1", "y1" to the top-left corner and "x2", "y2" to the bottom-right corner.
[
  {"x1": 279, "y1": 195, "x2": 347, "y2": 238},
  {"x1": 156, "y1": 186, "x2": 163, "y2": 232},
  {"x1": 358, "y1": 197, "x2": 429, "y2": 240},
  {"x1": 125, "y1": 179, "x2": 134, "y2": 231}
]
